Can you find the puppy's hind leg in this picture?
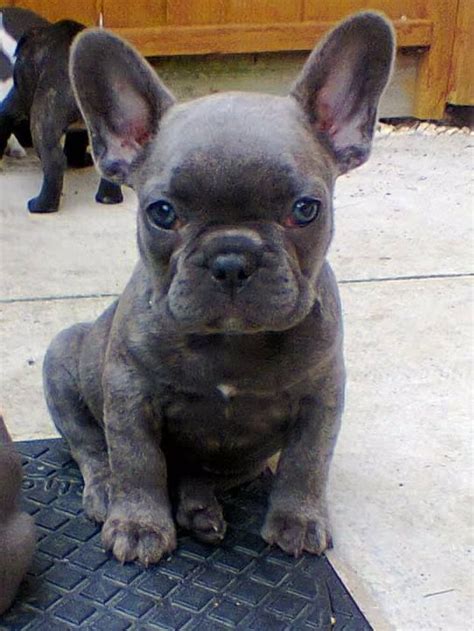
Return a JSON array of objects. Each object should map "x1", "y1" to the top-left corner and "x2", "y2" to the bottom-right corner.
[
  {"x1": 43, "y1": 324, "x2": 110, "y2": 523},
  {"x1": 175, "y1": 462, "x2": 268, "y2": 544},
  {"x1": 176, "y1": 475, "x2": 227, "y2": 544}
]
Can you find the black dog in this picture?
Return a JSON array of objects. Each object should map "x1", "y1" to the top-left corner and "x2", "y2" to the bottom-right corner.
[{"x1": 0, "y1": 19, "x2": 122, "y2": 212}]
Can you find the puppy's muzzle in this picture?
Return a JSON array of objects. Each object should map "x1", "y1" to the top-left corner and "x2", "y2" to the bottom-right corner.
[{"x1": 202, "y1": 232, "x2": 263, "y2": 294}]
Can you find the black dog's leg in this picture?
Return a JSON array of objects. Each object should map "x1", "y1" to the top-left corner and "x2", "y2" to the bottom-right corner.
[
  {"x1": 96, "y1": 178, "x2": 123, "y2": 205},
  {"x1": 28, "y1": 91, "x2": 70, "y2": 213},
  {"x1": 43, "y1": 324, "x2": 111, "y2": 522},
  {"x1": 0, "y1": 87, "x2": 23, "y2": 159},
  {"x1": 64, "y1": 129, "x2": 93, "y2": 168}
]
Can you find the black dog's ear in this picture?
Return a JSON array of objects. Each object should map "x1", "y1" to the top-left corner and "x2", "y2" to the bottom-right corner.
[
  {"x1": 70, "y1": 29, "x2": 175, "y2": 184},
  {"x1": 291, "y1": 12, "x2": 395, "y2": 174}
]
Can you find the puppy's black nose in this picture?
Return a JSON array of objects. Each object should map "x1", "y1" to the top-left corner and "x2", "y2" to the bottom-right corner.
[{"x1": 210, "y1": 253, "x2": 256, "y2": 291}]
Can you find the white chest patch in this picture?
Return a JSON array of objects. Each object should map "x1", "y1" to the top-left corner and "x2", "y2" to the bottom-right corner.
[
  {"x1": 216, "y1": 384, "x2": 238, "y2": 400},
  {"x1": 0, "y1": 77, "x2": 13, "y2": 101},
  {"x1": 0, "y1": 21, "x2": 18, "y2": 62}
]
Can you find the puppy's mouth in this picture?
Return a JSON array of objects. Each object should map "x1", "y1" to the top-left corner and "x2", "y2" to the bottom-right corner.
[{"x1": 204, "y1": 315, "x2": 257, "y2": 334}]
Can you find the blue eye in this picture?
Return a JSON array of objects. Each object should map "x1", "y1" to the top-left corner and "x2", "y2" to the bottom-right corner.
[
  {"x1": 146, "y1": 200, "x2": 178, "y2": 230},
  {"x1": 291, "y1": 197, "x2": 321, "y2": 226}
]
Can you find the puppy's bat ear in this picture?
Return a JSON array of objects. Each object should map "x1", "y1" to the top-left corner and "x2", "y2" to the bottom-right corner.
[
  {"x1": 291, "y1": 12, "x2": 395, "y2": 174},
  {"x1": 70, "y1": 29, "x2": 175, "y2": 184}
]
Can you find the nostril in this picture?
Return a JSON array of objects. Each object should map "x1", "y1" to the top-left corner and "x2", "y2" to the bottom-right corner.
[
  {"x1": 237, "y1": 267, "x2": 249, "y2": 281},
  {"x1": 212, "y1": 263, "x2": 228, "y2": 281},
  {"x1": 210, "y1": 253, "x2": 254, "y2": 288}
]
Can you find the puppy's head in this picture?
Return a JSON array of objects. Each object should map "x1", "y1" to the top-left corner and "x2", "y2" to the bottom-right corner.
[{"x1": 71, "y1": 13, "x2": 394, "y2": 334}]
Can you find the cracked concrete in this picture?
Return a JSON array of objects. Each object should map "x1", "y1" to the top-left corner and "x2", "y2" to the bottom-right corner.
[{"x1": 0, "y1": 129, "x2": 473, "y2": 630}]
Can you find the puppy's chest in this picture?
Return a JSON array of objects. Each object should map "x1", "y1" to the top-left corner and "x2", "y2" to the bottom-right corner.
[{"x1": 162, "y1": 385, "x2": 295, "y2": 459}]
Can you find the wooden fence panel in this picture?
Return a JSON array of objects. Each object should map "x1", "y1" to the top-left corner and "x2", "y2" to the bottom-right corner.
[{"x1": 4, "y1": 0, "x2": 468, "y2": 118}]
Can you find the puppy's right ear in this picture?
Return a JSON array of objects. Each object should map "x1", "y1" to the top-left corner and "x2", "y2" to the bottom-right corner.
[{"x1": 70, "y1": 30, "x2": 175, "y2": 184}]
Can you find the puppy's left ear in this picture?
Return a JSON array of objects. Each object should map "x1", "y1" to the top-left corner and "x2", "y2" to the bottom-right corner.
[
  {"x1": 70, "y1": 29, "x2": 175, "y2": 185},
  {"x1": 291, "y1": 12, "x2": 395, "y2": 174}
]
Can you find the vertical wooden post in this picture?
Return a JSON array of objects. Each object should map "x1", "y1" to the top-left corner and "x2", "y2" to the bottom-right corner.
[
  {"x1": 414, "y1": 0, "x2": 458, "y2": 119},
  {"x1": 446, "y1": 0, "x2": 474, "y2": 105}
]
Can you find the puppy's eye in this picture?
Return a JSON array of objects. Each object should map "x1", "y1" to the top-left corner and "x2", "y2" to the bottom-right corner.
[
  {"x1": 146, "y1": 200, "x2": 178, "y2": 230},
  {"x1": 287, "y1": 197, "x2": 321, "y2": 227}
]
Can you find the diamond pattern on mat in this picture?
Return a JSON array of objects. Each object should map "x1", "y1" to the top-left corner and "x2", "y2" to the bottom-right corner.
[{"x1": 1, "y1": 439, "x2": 372, "y2": 630}]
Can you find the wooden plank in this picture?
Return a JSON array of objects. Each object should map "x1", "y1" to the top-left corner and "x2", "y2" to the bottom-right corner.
[
  {"x1": 111, "y1": 19, "x2": 432, "y2": 57},
  {"x1": 447, "y1": 0, "x2": 474, "y2": 105},
  {"x1": 166, "y1": 0, "x2": 303, "y2": 26},
  {"x1": 166, "y1": 0, "x2": 226, "y2": 26},
  {"x1": 414, "y1": 0, "x2": 458, "y2": 118},
  {"x1": 102, "y1": 0, "x2": 167, "y2": 29},
  {"x1": 303, "y1": 0, "x2": 429, "y2": 21},
  {"x1": 223, "y1": 0, "x2": 303, "y2": 24},
  {"x1": 10, "y1": 0, "x2": 99, "y2": 25}
]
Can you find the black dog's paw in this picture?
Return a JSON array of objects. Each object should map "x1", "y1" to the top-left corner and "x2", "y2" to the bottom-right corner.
[
  {"x1": 83, "y1": 477, "x2": 110, "y2": 523},
  {"x1": 102, "y1": 505, "x2": 177, "y2": 566},
  {"x1": 261, "y1": 509, "x2": 333, "y2": 557},
  {"x1": 67, "y1": 152, "x2": 94, "y2": 168},
  {"x1": 177, "y1": 496, "x2": 227, "y2": 544},
  {"x1": 95, "y1": 179, "x2": 123, "y2": 205},
  {"x1": 28, "y1": 196, "x2": 59, "y2": 213}
]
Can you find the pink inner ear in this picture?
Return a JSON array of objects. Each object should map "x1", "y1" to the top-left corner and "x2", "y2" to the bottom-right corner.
[
  {"x1": 315, "y1": 91, "x2": 338, "y2": 136},
  {"x1": 314, "y1": 56, "x2": 366, "y2": 154},
  {"x1": 113, "y1": 81, "x2": 152, "y2": 149},
  {"x1": 119, "y1": 123, "x2": 151, "y2": 150},
  {"x1": 312, "y1": 45, "x2": 361, "y2": 137}
]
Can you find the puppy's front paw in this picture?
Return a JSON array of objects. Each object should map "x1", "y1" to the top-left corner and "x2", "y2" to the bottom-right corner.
[
  {"x1": 177, "y1": 496, "x2": 226, "y2": 545},
  {"x1": 262, "y1": 508, "x2": 333, "y2": 557},
  {"x1": 102, "y1": 505, "x2": 177, "y2": 566}
]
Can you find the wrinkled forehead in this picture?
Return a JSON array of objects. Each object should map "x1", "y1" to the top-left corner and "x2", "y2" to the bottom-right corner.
[{"x1": 141, "y1": 93, "x2": 333, "y2": 205}]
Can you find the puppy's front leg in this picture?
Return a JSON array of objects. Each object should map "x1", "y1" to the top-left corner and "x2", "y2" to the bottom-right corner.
[
  {"x1": 101, "y1": 364, "x2": 176, "y2": 565},
  {"x1": 262, "y1": 360, "x2": 345, "y2": 557}
]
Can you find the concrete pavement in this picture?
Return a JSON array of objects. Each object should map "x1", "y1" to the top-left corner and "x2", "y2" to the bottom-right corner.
[{"x1": 0, "y1": 128, "x2": 472, "y2": 630}]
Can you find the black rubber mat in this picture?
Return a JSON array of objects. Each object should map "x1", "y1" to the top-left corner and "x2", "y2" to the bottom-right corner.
[{"x1": 1, "y1": 440, "x2": 371, "y2": 630}]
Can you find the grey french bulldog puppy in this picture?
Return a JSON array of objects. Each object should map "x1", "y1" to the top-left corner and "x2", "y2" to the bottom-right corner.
[
  {"x1": 43, "y1": 12, "x2": 394, "y2": 565},
  {"x1": 0, "y1": 416, "x2": 36, "y2": 614}
]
